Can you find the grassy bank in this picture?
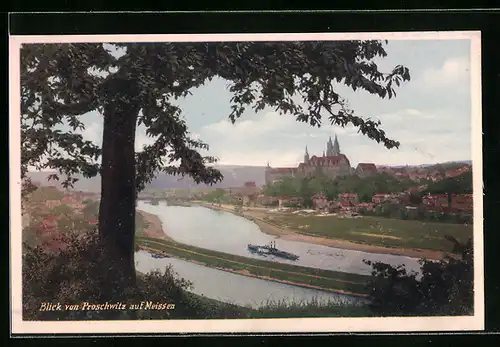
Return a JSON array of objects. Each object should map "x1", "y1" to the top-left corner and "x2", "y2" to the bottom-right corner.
[
  {"x1": 266, "y1": 214, "x2": 472, "y2": 253},
  {"x1": 181, "y1": 292, "x2": 373, "y2": 318},
  {"x1": 136, "y1": 235, "x2": 371, "y2": 297}
]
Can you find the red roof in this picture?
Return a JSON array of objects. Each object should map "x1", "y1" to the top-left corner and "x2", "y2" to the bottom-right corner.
[
  {"x1": 38, "y1": 220, "x2": 56, "y2": 233},
  {"x1": 339, "y1": 200, "x2": 354, "y2": 207},
  {"x1": 88, "y1": 219, "x2": 98, "y2": 225},
  {"x1": 339, "y1": 193, "x2": 358, "y2": 198},
  {"x1": 307, "y1": 155, "x2": 350, "y2": 167},
  {"x1": 357, "y1": 163, "x2": 377, "y2": 172},
  {"x1": 423, "y1": 194, "x2": 448, "y2": 200}
]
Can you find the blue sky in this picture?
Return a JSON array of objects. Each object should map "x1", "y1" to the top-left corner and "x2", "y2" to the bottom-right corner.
[{"x1": 75, "y1": 39, "x2": 471, "y2": 168}]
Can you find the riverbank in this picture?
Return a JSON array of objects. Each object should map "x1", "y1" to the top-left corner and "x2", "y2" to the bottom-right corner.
[
  {"x1": 135, "y1": 207, "x2": 370, "y2": 296},
  {"x1": 203, "y1": 203, "x2": 449, "y2": 261},
  {"x1": 137, "y1": 210, "x2": 172, "y2": 241},
  {"x1": 136, "y1": 235, "x2": 371, "y2": 297}
]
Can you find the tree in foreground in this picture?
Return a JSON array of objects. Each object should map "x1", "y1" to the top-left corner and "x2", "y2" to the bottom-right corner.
[{"x1": 21, "y1": 40, "x2": 410, "y2": 287}]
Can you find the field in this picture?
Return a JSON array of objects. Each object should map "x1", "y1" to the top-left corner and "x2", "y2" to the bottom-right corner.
[{"x1": 266, "y1": 214, "x2": 473, "y2": 253}]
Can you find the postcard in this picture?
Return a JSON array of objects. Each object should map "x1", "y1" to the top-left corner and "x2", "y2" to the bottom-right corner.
[{"x1": 9, "y1": 31, "x2": 483, "y2": 334}]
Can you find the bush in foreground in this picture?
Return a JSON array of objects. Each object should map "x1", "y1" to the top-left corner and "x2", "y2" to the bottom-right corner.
[
  {"x1": 22, "y1": 229, "x2": 249, "y2": 320},
  {"x1": 23, "y1": 229, "x2": 372, "y2": 320},
  {"x1": 363, "y1": 236, "x2": 474, "y2": 316}
]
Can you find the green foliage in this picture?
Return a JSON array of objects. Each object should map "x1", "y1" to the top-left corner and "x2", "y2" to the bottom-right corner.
[
  {"x1": 249, "y1": 297, "x2": 372, "y2": 318},
  {"x1": 423, "y1": 171, "x2": 473, "y2": 196},
  {"x1": 272, "y1": 213, "x2": 472, "y2": 252},
  {"x1": 82, "y1": 200, "x2": 100, "y2": 220},
  {"x1": 52, "y1": 204, "x2": 74, "y2": 217},
  {"x1": 264, "y1": 172, "x2": 415, "y2": 204},
  {"x1": 21, "y1": 41, "x2": 411, "y2": 291},
  {"x1": 22, "y1": 229, "x2": 368, "y2": 320},
  {"x1": 200, "y1": 188, "x2": 230, "y2": 204},
  {"x1": 22, "y1": 229, "x2": 249, "y2": 320},
  {"x1": 364, "y1": 236, "x2": 473, "y2": 316},
  {"x1": 21, "y1": 41, "x2": 410, "y2": 192}
]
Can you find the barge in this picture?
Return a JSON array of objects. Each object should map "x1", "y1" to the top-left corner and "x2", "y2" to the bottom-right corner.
[{"x1": 247, "y1": 241, "x2": 299, "y2": 261}]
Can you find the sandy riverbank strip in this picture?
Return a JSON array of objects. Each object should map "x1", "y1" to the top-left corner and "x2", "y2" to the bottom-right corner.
[
  {"x1": 203, "y1": 203, "x2": 445, "y2": 261},
  {"x1": 137, "y1": 210, "x2": 172, "y2": 241}
]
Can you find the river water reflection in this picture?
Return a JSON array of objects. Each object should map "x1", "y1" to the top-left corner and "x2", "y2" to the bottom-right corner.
[
  {"x1": 135, "y1": 250, "x2": 364, "y2": 308},
  {"x1": 137, "y1": 201, "x2": 423, "y2": 276}
]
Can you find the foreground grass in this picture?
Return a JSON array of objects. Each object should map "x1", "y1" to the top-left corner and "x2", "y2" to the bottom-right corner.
[
  {"x1": 136, "y1": 235, "x2": 371, "y2": 296},
  {"x1": 183, "y1": 292, "x2": 372, "y2": 318},
  {"x1": 266, "y1": 214, "x2": 472, "y2": 252}
]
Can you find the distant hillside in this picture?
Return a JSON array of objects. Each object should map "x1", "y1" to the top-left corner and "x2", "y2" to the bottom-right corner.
[
  {"x1": 26, "y1": 160, "x2": 472, "y2": 193},
  {"x1": 145, "y1": 165, "x2": 266, "y2": 189},
  {"x1": 385, "y1": 160, "x2": 472, "y2": 169},
  {"x1": 27, "y1": 165, "x2": 267, "y2": 193}
]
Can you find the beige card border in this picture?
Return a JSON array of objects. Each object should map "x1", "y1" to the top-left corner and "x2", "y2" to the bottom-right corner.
[{"x1": 9, "y1": 31, "x2": 484, "y2": 334}]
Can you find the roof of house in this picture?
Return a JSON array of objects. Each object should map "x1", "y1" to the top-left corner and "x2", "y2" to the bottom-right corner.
[
  {"x1": 356, "y1": 163, "x2": 377, "y2": 172},
  {"x1": 307, "y1": 154, "x2": 350, "y2": 167},
  {"x1": 339, "y1": 200, "x2": 354, "y2": 207},
  {"x1": 339, "y1": 193, "x2": 358, "y2": 198}
]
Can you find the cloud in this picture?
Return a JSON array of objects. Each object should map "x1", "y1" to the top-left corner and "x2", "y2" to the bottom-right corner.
[
  {"x1": 203, "y1": 111, "x2": 298, "y2": 138},
  {"x1": 27, "y1": 40, "x2": 472, "y2": 171},
  {"x1": 197, "y1": 102, "x2": 472, "y2": 167},
  {"x1": 420, "y1": 56, "x2": 470, "y2": 88}
]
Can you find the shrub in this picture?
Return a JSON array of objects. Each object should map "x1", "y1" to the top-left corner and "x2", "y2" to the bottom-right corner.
[
  {"x1": 363, "y1": 236, "x2": 473, "y2": 316},
  {"x1": 22, "y1": 229, "x2": 237, "y2": 321}
]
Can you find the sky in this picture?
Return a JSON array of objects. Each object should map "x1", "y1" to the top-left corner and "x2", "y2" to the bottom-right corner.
[{"x1": 73, "y1": 39, "x2": 472, "y2": 168}]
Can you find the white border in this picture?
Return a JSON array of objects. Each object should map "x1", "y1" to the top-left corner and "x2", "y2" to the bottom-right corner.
[{"x1": 9, "y1": 31, "x2": 484, "y2": 334}]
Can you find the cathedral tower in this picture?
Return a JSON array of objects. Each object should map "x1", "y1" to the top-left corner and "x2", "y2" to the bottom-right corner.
[
  {"x1": 326, "y1": 134, "x2": 341, "y2": 156},
  {"x1": 304, "y1": 146, "x2": 310, "y2": 163},
  {"x1": 333, "y1": 134, "x2": 341, "y2": 156},
  {"x1": 326, "y1": 136, "x2": 333, "y2": 156}
]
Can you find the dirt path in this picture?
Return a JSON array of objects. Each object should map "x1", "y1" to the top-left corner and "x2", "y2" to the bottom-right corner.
[{"x1": 203, "y1": 203, "x2": 445, "y2": 261}]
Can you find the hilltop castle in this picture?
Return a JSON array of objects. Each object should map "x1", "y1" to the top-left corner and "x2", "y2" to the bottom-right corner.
[{"x1": 265, "y1": 135, "x2": 353, "y2": 185}]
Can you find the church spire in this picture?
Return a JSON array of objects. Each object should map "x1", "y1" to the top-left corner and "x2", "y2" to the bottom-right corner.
[
  {"x1": 333, "y1": 134, "x2": 340, "y2": 156},
  {"x1": 304, "y1": 145, "x2": 310, "y2": 162}
]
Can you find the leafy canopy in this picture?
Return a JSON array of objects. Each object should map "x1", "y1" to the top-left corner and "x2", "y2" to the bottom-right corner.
[{"x1": 21, "y1": 41, "x2": 410, "y2": 191}]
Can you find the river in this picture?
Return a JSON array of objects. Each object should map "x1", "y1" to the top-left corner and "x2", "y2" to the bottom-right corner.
[
  {"x1": 136, "y1": 201, "x2": 423, "y2": 276},
  {"x1": 135, "y1": 250, "x2": 364, "y2": 308}
]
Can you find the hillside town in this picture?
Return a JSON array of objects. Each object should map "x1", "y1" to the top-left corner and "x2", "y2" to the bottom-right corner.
[
  {"x1": 265, "y1": 135, "x2": 470, "y2": 184},
  {"x1": 23, "y1": 138, "x2": 473, "y2": 250},
  {"x1": 217, "y1": 136, "x2": 474, "y2": 221}
]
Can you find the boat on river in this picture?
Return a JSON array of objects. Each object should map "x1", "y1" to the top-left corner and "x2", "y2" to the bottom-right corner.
[
  {"x1": 151, "y1": 252, "x2": 168, "y2": 259},
  {"x1": 247, "y1": 241, "x2": 299, "y2": 261}
]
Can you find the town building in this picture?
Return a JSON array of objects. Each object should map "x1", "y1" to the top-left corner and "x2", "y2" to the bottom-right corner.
[
  {"x1": 265, "y1": 135, "x2": 374, "y2": 184},
  {"x1": 355, "y1": 163, "x2": 378, "y2": 177},
  {"x1": 228, "y1": 181, "x2": 261, "y2": 205}
]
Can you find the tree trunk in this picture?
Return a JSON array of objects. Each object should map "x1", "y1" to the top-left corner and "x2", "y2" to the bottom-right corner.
[{"x1": 98, "y1": 77, "x2": 141, "y2": 287}]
